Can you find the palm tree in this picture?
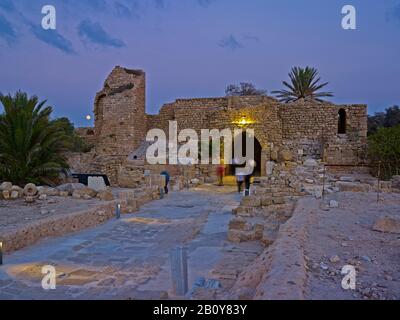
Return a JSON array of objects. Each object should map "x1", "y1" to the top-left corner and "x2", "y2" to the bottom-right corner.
[
  {"x1": 0, "y1": 91, "x2": 72, "y2": 185},
  {"x1": 272, "y1": 67, "x2": 333, "y2": 103}
]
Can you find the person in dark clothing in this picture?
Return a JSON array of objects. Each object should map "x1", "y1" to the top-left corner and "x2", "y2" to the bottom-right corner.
[
  {"x1": 236, "y1": 174, "x2": 244, "y2": 193},
  {"x1": 244, "y1": 160, "x2": 256, "y2": 196},
  {"x1": 244, "y1": 174, "x2": 251, "y2": 196},
  {"x1": 160, "y1": 171, "x2": 170, "y2": 194}
]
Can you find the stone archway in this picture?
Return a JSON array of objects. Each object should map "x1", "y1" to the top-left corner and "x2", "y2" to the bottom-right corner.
[{"x1": 227, "y1": 131, "x2": 263, "y2": 177}]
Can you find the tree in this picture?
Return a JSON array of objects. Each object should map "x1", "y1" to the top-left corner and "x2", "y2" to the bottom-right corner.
[
  {"x1": 272, "y1": 66, "x2": 333, "y2": 103},
  {"x1": 368, "y1": 106, "x2": 400, "y2": 135},
  {"x1": 225, "y1": 82, "x2": 267, "y2": 97},
  {"x1": 0, "y1": 91, "x2": 73, "y2": 185},
  {"x1": 368, "y1": 125, "x2": 400, "y2": 179},
  {"x1": 53, "y1": 117, "x2": 93, "y2": 152}
]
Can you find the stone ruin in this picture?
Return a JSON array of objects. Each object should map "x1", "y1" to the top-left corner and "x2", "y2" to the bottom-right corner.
[{"x1": 69, "y1": 65, "x2": 369, "y2": 189}]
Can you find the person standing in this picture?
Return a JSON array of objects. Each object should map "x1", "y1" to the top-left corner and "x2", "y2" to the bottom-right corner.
[
  {"x1": 160, "y1": 170, "x2": 170, "y2": 194},
  {"x1": 236, "y1": 173, "x2": 244, "y2": 193},
  {"x1": 216, "y1": 164, "x2": 225, "y2": 186}
]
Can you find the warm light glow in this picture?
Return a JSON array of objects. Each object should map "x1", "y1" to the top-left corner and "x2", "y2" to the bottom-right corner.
[
  {"x1": 85, "y1": 115, "x2": 92, "y2": 121},
  {"x1": 232, "y1": 116, "x2": 255, "y2": 126}
]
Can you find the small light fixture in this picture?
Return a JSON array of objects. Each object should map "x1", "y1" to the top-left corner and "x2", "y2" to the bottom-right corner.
[
  {"x1": 86, "y1": 115, "x2": 92, "y2": 121},
  {"x1": 0, "y1": 242, "x2": 3, "y2": 265},
  {"x1": 232, "y1": 116, "x2": 255, "y2": 127}
]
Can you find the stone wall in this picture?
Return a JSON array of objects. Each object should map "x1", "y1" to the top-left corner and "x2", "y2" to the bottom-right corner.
[
  {"x1": 94, "y1": 66, "x2": 146, "y2": 157},
  {"x1": 73, "y1": 66, "x2": 368, "y2": 185}
]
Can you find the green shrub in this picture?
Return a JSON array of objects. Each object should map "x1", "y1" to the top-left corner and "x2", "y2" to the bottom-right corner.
[{"x1": 368, "y1": 125, "x2": 400, "y2": 180}]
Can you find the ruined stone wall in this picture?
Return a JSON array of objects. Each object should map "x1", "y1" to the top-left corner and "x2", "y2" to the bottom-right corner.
[
  {"x1": 94, "y1": 66, "x2": 146, "y2": 157},
  {"x1": 279, "y1": 101, "x2": 367, "y2": 164},
  {"x1": 73, "y1": 66, "x2": 368, "y2": 185}
]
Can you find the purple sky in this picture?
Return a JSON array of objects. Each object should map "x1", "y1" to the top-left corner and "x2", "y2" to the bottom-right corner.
[{"x1": 1, "y1": 0, "x2": 400, "y2": 127}]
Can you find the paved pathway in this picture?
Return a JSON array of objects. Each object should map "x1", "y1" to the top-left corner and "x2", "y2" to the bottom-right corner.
[{"x1": 0, "y1": 185, "x2": 262, "y2": 300}]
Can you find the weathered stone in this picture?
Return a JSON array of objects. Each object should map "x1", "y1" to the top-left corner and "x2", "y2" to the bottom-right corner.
[
  {"x1": 228, "y1": 230, "x2": 256, "y2": 243},
  {"x1": 304, "y1": 158, "x2": 318, "y2": 167},
  {"x1": 266, "y1": 161, "x2": 275, "y2": 176},
  {"x1": 0, "y1": 182, "x2": 12, "y2": 191},
  {"x1": 11, "y1": 185, "x2": 23, "y2": 197},
  {"x1": 38, "y1": 194, "x2": 47, "y2": 200},
  {"x1": 38, "y1": 187, "x2": 59, "y2": 196},
  {"x1": 392, "y1": 176, "x2": 400, "y2": 189},
  {"x1": 337, "y1": 182, "x2": 371, "y2": 193},
  {"x1": 59, "y1": 191, "x2": 69, "y2": 197},
  {"x1": 340, "y1": 176, "x2": 356, "y2": 182},
  {"x1": 25, "y1": 196, "x2": 35, "y2": 203},
  {"x1": 261, "y1": 230, "x2": 277, "y2": 246},
  {"x1": 72, "y1": 188, "x2": 97, "y2": 200},
  {"x1": 329, "y1": 200, "x2": 339, "y2": 208},
  {"x1": 2, "y1": 190, "x2": 10, "y2": 200},
  {"x1": 273, "y1": 197, "x2": 285, "y2": 205},
  {"x1": 23, "y1": 183, "x2": 38, "y2": 197},
  {"x1": 228, "y1": 217, "x2": 248, "y2": 231},
  {"x1": 97, "y1": 188, "x2": 114, "y2": 201},
  {"x1": 10, "y1": 190, "x2": 20, "y2": 199},
  {"x1": 88, "y1": 176, "x2": 107, "y2": 192},
  {"x1": 330, "y1": 255, "x2": 341, "y2": 263},
  {"x1": 373, "y1": 217, "x2": 400, "y2": 234},
  {"x1": 261, "y1": 196, "x2": 273, "y2": 206},
  {"x1": 280, "y1": 150, "x2": 293, "y2": 162},
  {"x1": 57, "y1": 183, "x2": 86, "y2": 195}
]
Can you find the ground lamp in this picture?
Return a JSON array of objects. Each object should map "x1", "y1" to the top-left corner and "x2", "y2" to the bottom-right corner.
[{"x1": 116, "y1": 203, "x2": 121, "y2": 219}]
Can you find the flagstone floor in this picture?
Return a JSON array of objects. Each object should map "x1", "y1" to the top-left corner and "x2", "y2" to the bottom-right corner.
[{"x1": 0, "y1": 185, "x2": 262, "y2": 300}]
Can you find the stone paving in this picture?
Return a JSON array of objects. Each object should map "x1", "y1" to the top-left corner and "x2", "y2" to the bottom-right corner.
[{"x1": 0, "y1": 185, "x2": 262, "y2": 300}]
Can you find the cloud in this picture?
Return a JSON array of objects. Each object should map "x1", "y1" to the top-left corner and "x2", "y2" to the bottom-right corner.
[
  {"x1": 78, "y1": 20, "x2": 125, "y2": 48},
  {"x1": 114, "y1": 1, "x2": 133, "y2": 18},
  {"x1": 218, "y1": 35, "x2": 243, "y2": 51},
  {"x1": 0, "y1": 14, "x2": 17, "y2": 45},
  {"x1": 197, "y1": 0, "x2": 216, "y2": 8},
  {"x1": 30, "y1": 25, "x2": 76, "y2": 54},
  {"x1": 0, "y1": 0, "x2": 15, "y2": 13},
  {"x1": 153, "y1": 0, "x2": 165, "y2": 9},
  {"x1": 386, "y1": 3, "x2": 400, "y2": 23}
]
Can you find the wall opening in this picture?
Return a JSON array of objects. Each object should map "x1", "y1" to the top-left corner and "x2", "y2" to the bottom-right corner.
[
  {"x1": 338, "y1": 109, "x2": 347, "y2": 134},
  {"x1": 227, "y1": 132, "x2": 262, "y2": 176}
]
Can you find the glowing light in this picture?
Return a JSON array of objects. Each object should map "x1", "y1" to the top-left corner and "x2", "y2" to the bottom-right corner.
[
  {"x1": 232, "y1": 116, "x2": 255, "y2": 126},
  {"x1": 85, "y1": 115, "x2": 92, "y2": 121}
]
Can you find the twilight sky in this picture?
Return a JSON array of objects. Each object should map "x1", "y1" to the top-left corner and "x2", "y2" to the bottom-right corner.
[{"x1": 1, "y1": 0, "x2": 400, "y2": 127}]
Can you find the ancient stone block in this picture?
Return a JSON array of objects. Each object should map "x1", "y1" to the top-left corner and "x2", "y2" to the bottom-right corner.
[
  {"x1": 97, "y1": 188, "x2": 114, "y2": 201},
  {"x1": 373, "y1": 217, "x2": 400, "y2": 234},
  {"x1": 228, "y1": 217, "x2": 248, "y2": 231},
  {"x1": 241, "y1": 196, "x2": 261, "y2": 207},
  {"x1": 0, "y1": 182, "x2": 12, "y2": 191},
  {"x1": 337, "y1": 182, "x2": 371, "y2": 193}
]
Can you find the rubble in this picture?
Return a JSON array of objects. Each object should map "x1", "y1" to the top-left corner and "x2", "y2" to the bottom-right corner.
[{"x1": 373, "y1": 217, "x2": 400, "y2": 234}]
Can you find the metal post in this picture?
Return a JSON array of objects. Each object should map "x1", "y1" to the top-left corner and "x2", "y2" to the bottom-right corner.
[
  {"x1": 170, "y1": 246, "x2": 188, "y2": 296},
  {"x1": 0, "y1": 242, "x2": 3, "y2": 265},
  {"x1": 116, "y1": 203, "x2": 121, "y2": 219},
  {"x1": 322, "y1": 164, "x2": 326, "y2": 200},
  {"x1": 377, "y1": 161, "x2": 382, "y2": 203}
]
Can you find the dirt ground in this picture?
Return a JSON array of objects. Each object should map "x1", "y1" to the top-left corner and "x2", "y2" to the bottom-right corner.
[
  {"x1": 0, "y1": 197, "x2": 104, "y2": 234},
  {"x1": 304, "y1": 192, "x2": 400, "y2": 300}
]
